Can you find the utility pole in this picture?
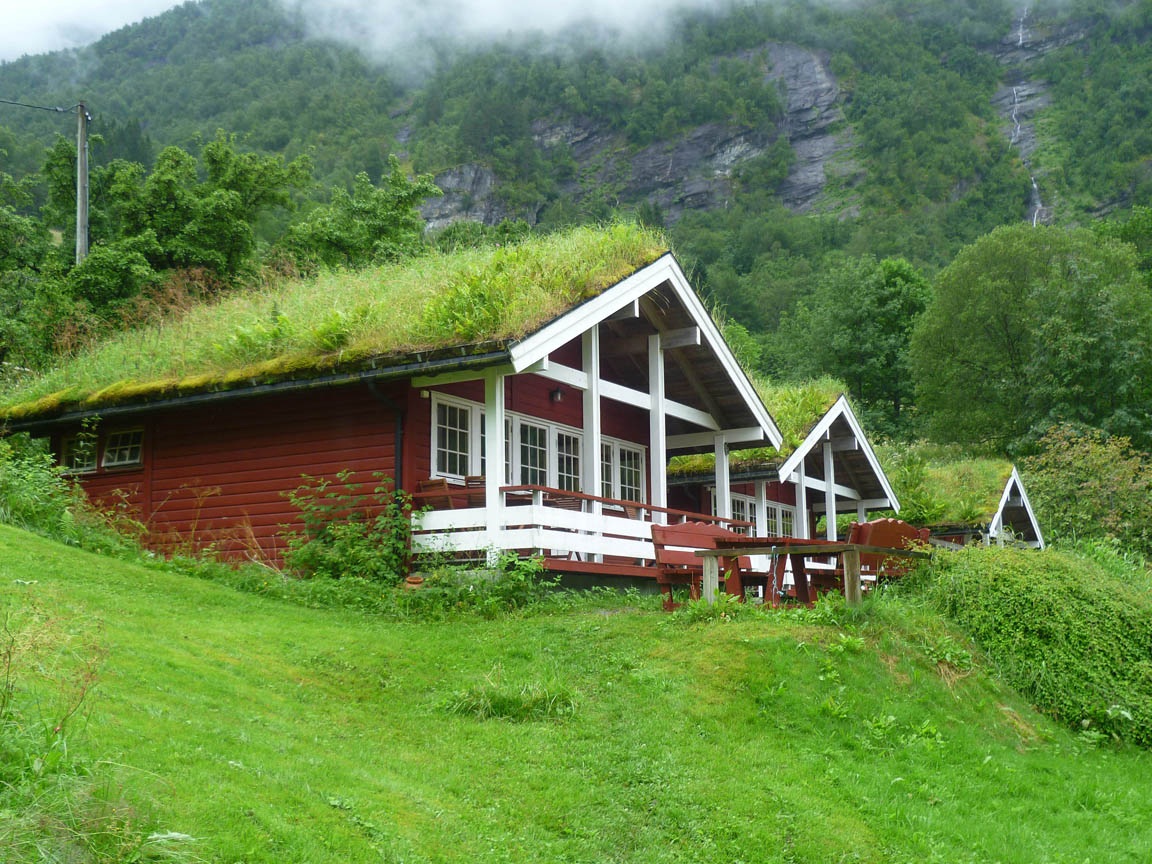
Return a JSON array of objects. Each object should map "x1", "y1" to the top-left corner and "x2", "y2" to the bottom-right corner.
[{"x1": 75, "y1": 101, "x2": 90, "y2": 264}]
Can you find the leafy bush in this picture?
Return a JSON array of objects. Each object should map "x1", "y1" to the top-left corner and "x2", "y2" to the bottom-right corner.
[
  {"x1": 0, "y1": 436, "x2": 135, "y2": 554},
  {"x1": 918, "y1": 544, "x2": 1152, "y2": 747},
  {"x1": 1023, "y1": 424, "x2": 1152, "y2": 557},
  {"x1": 282, "y1": 470, "x2": 417, "y2": 583}
]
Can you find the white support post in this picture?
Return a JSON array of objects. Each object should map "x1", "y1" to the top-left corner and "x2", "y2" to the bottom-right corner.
[
  {"x1": 714, "y1": 433, "x2": 731, "y2": 525},
  {"x1": 795, "y1": 462, "x2": 809, "y2": 539},
  {"x1": 755, "y1": 480, "x2": 769, "y2": 536},
  {"x1": 484, "y1": 372, "x2": 506, "y2": 565},
  {"x1": 823, "y1": 439, "x2": 837, "y2": 541},
  {"x1": 582, "y1": 327, "x2": 603, "y2": 562},
  {"x1": 648, "y1": 333, "x2": 668, "y2": 524}
]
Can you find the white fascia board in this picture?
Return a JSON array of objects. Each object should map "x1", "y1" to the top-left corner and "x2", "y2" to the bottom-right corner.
[
  {"x1": 777, "y1": 395, "x2": 901, "y2": 513},
  {"x1": 507, "y1": 254, "x2": 781, "y2": 447},
  {"x1": 508, "y1": 255, "x2": 680, "y2": 373},
  {"x1": 992, "y1": 466, "x2": 1045, "y2": 549}
]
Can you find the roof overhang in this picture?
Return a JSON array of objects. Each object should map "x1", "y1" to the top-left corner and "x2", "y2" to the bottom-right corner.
[
  {"x1": 989, "y1": 466, "x2": 1045, "y2": 548},
  {"x1": 777, "y1": 395, "x2": 899, "y2": 512}
]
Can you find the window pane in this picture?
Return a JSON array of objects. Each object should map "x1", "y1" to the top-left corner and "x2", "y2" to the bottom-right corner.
[
  {"x1": 619, "y1": 447, "x2": 642, "y2": 502},
  {"x1": 436, "y1": 402, "x2": 470, "y2": 476},
  {"x1": 519, "y1": 422, "x2": 547, "y2": 485},
  {"x1": 62, "y1": 435, "x2": 97, "y2": 473},
  {"x1": 102, "y1": 430, "x2": 143, "y2": 468},
  {"x1": 557, "y1": 432, "x2": 581, "y2": 492},
  {"x1": 601, "y1": 442, "x2": 613, "y2": 499}
]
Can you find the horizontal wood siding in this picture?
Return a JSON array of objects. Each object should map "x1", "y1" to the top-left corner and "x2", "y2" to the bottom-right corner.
[{"x1": 143, "y1": 385, "x2": 400, "y2": 562}]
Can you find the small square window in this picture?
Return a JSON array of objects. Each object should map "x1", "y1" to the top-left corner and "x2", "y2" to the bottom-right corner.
[
  {"x1": 102, "y1": 429, "x2": 144, "y2": 468},
  {"x1": 61, "y1": 435, "x2": 97, "y2": 473}
]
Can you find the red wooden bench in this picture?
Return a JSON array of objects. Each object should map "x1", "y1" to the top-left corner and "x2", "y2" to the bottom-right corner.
[
  {"x1": 650, "y1": 522, "x2": 771, "y2": 610},
  {"x1": 844, "y1": 518, "x2": 930, "y2": 583}
]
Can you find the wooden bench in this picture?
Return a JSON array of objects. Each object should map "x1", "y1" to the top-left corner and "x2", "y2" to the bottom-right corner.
[
  {"x1": 844, "y1": 518, "x2": 930, "y2": 583},
  {"x1": 650, "y1": 522, "x2": 771, "y2": 611}
]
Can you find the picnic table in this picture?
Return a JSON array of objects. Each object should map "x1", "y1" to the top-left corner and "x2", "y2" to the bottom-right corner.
[{"x1": 695, "y1": 536, "x2": 931, "y2": 607}]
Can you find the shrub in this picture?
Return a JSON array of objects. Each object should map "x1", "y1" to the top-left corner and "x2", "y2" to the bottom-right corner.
[
  {"x1": 919, "y1": 544, "x2": 1152, "y2": 746},
  {"x1": 282, "y1": 470, "x2": 417, "y2": 582},
  {"x1": 1022, "y1": 424, "x2": 1152, "y2": 557},
  {"x1": 0, "y1": 436, "x2": 135, "y2": 554}
]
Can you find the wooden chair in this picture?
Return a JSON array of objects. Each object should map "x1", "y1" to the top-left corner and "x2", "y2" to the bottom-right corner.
[
  {"x1": 845, "y1": 518, "x2": 930, "y2": 583},
  {"x1": 650, "y1": 522, "x2": 769, "y2": 610},
  {"x1": 464, "y1": 475, "x2": 487, "y2": 508},
  {"x1": 416, "y1": 477, "x2": 455, "y2": 510}
]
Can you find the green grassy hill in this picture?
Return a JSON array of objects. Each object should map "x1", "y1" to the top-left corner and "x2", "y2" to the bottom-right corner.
[{"x1": 4, "y1": 524, "x2": 1152, "y2": 862}]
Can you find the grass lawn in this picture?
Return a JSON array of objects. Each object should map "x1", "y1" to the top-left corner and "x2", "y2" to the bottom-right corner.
[{"x1": 3, "y1": 523, "x2": 1152, "y2": 863}]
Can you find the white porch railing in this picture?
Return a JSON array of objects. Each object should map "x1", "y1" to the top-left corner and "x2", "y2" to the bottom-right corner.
[{"x1": 410, "y1": 484, "x2": 752, "y2": 565}]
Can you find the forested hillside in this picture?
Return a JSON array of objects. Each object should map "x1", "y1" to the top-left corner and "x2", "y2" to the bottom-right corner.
[{"x1": 3, "y1": 0, "x2": 1152, "y2": 451}]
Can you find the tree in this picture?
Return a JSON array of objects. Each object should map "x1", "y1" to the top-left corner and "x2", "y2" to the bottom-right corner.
[
  {"x1": 910, "y1": 224, "x2": 1152, "y2": 450},
  {"x1": 776, "y1": 255, "x2": 929, "y2": 437},
  {"x1": 283, "y1": 157, "x2": 440, "y2": 269}
]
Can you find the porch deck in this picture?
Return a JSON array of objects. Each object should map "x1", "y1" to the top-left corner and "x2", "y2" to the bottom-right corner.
[{"x1": 410, "y1": 482, "x2": 751, "y2": 570}]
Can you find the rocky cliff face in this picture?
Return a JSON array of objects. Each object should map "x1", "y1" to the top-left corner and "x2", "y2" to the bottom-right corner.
[{"x1": 419, "y1": 42, "x2": 860, "y2": 229}]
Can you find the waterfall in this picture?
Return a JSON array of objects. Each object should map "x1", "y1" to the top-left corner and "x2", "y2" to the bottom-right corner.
[
  {"x1": 1030, "y1": 177, "x2": 1044, "y2": 226},
  {"x1": 1017, "y1": 7, "x2": 1029, "y2": 47},
  {"x1": 1010, "y1": 87, "x2": 1022, "y2": 146}
]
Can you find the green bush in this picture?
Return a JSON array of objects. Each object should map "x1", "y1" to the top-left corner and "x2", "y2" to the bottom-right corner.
[
  {"x1": 1023, "y1": 424, "x2": 1152, "y2": 557},
  {"x1": 918, "y1": 544, "x2": 1152, "y2": 747},
  {"x1": 0, "y1": 436, "x2": 135, "y2": 554},
  {"x1": 282, "y1": 470, "x2": 417, "y2": 582}
]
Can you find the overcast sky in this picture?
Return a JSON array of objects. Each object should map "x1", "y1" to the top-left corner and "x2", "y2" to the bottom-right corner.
[{"x1": 0, "y1": 0, "x2": 734, "y2": 64}]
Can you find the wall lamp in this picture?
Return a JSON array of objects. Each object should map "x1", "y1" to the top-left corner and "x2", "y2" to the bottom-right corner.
[{"x1": 550, "y1": 387, "x2": 564, "y2": 404}]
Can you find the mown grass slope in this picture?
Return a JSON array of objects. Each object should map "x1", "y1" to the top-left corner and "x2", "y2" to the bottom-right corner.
[{"x1": 3, "y1": 525, "x2": 1152, "y2": 863}]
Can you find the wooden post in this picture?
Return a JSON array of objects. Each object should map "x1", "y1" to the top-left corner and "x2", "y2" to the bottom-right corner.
[
  {"x1": 702, "y1": 555, "x2": 719, "y2": 604},
  {"x1": 843, "y1": 547, "x2": 862, "y2": 607}
]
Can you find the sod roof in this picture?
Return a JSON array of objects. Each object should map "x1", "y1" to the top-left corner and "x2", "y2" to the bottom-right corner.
[
  {"x1": 875, "y1": 442, "x2": 1017, "y2": 527},
  {"x1": 1, "y1": 223, "x2": 668, "y2": 425},
  {"x1": 668, "y1": 377, "x2": 846, "y2": 476}
]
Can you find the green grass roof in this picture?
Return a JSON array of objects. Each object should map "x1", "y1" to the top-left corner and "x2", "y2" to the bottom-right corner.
[
  {"x1": 1, "y1": 223, "x2": 668, "y2": 423},
  {"x1": 875, "y1": 442, "x2": 1015, "y2": 526},
  {"x1": 668, "y1": 377, "x2": 846, "y2": 476}
]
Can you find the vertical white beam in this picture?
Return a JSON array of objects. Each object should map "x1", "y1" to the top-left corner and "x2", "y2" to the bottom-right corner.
[
  {"x1": 755, "y1": 480, "x2": 769, "y2": 536},
  {"x1": 823, "y1": 440, "x2": 837, "y2": 541},
  {"x1": 582, "y1": 327, "x2": 602, "y2": 563},
  {"x1": 795, "y1": 462, "x2": 809, "y2": 539},
  {"x1": 714, "y1": 433, "x2": 731, "y2": 525},
  {"x1": 648, "y1": 333, "x2": 667, "y2": 524},
  {"x1": 484, "y1": 372, "x2": 505, "y2": 564},
  {"x1": 582, "y1": 327, "x2": 602, "y2": 518}
]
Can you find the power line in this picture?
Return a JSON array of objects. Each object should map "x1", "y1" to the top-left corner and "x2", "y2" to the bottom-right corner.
[{"x1": 0, "y1": 96, "x2": 81, "y2": 114}]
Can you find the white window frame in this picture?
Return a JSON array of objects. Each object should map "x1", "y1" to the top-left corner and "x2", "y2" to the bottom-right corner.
[
  {"x1": 61, "y1": 433, "x2": 98, "y2": 474},
  {"x1": 430, "y1": 393, "x2": 644, "y2": 497},
  {"x1": 101, "y1": 429, "x2": 144, "y2": 469},
  {"x1": 602, "y1": 441, "x2": 646, "y2": 503},
  {"x1": 710, "y1": 488, "x2": 795, "y2": 536}
]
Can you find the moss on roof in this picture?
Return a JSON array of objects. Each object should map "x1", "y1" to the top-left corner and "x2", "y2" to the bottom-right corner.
[
  {"x1": 1, "y1": 223, "x2": 668, "y2": 423},
  {"x1": 668, "y1": 377, "x2": 847, "y2": 477},
  {"x1": 875, "y1": 442, "x2": 1015, "y2": 526}
]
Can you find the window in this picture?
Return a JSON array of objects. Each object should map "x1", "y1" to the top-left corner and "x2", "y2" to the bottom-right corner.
[
  {"x1": 766, "y1": 501, "x2": 795, "y2": 537},
  {"x1": 618, "y1": 446, "x2": 643, "y2": 502},
  {"x1": 518, "y1": 421, "x2": 548, "y2": 485},
  {"x1": 61, "y1": 434, "x2": 97, "y2": 474},
  {"x1": 600, "y1": 441, "x2": 645, "y2": 503},
  {"x1": 556, "y1": 432, "x2": 581, "y2": 492},
  {"x1": 101, "y1": 429, "x2": 144, "y2": 468},
  {"x1": 435, "y1": 401, "x2": 472, "y2": 478},
  {"x1": 710, "y1": 489, "x2": 793, "y2": 536},
  {"x1": 430, "y1": 392, "x2": 643, "y2": 497}
]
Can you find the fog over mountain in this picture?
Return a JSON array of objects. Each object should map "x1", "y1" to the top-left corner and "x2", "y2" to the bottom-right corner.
[{"x1": 282, "y1": 0, "x2": 737, "y2": 58}]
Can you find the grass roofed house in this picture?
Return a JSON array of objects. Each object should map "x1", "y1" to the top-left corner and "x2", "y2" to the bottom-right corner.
[
  {"x1": 666, "y1": 378, "x2": 900, "y2": 544},
  {"x1": 897, "y1": 451, "x2": 1045, "y2": 549},
  {"x1": 0, "y1": 224, "x2": 898, "y2": 581}
]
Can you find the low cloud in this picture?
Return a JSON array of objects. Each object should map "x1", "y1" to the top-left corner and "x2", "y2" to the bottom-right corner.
[{"x1": 283, "y1": 0, "x2": 735, "y2": 65}]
